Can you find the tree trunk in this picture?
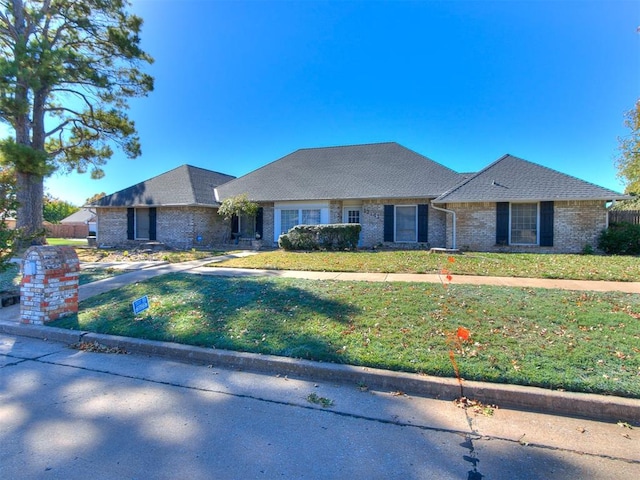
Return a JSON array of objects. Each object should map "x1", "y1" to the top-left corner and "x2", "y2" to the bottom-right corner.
[{"x1": 16, "y1": 171, "x2": 44, "y2": 242}]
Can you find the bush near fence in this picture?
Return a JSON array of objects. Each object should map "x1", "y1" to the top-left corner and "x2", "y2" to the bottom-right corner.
[{"x1": 45, "y1": 222, "x2": 89, "y2": 239}]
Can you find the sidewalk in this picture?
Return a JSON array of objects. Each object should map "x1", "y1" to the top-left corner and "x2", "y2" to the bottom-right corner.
[
  {"x1": 191, "y1": 266, "x2": 640, "y2": 293},
  {"x1": 1, "y1": 253, "x2": 639, "y2": 423}
]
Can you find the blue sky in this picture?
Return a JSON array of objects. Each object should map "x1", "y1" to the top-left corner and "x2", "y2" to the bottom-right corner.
[{"x1": 41, "y1": 0, "x2": 639, "y2": 206}]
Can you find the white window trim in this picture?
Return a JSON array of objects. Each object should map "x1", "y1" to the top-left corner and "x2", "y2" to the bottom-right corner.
[
  {"x1": 509, "y1": 202, "x2": 540, "y2": 246},
  {"x1": 394, "y1": 205, "x2": 418, "y2": 243},
  {"x1": 342, "y1": 206, "x2": 362, "y2": 223},
  {"x1": 274, "y1": 202, "x2": 329, "y2": 242}
]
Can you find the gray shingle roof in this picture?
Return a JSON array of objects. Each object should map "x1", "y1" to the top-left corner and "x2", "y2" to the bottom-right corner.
[
  {"x1": 433, "y1": 154, "x2": 628, "y2": 204},
  {"x1": 92, "y1": 165, "x2": 236, "y2": 207},
  {"x1": 215, "y1": 142, "x2": 463, "y2": 202},
  {"x1": 60, "y1": 208, "x2": 96, "y2": 223}
]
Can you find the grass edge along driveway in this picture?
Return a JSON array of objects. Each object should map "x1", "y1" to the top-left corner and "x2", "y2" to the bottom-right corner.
[{"x1": 51, "y1": 272, "x2": 640, "y2": 399}]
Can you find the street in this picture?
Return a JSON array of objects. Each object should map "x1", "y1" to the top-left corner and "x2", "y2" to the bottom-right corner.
[{"x1": 1, "y1": 333, "x2": 638, "y2": 479}]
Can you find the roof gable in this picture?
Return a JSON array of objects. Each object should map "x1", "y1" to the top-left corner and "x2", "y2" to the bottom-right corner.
[
  {"x1": 93, "y1": 165, "x2": 236, "y2": 207},
  {"x1": 215, "y1": 142, "x2": 463, "y2": 202},
  {"x1": 434, "y1": 154, "x2": 628, "y2": 203}
]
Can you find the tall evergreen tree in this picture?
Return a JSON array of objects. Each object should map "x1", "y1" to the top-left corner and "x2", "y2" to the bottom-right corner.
[{"x1": 0, "y1": 0, "x2": 153, "y2": 239}]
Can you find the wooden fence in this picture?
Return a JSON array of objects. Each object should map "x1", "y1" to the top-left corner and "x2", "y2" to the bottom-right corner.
[
  {"x1": 609, "y1": 210, "x2": 640, "y2": 225},
  {"x1": 45, "y1": 223, "x2": 89, "y2": 238}
]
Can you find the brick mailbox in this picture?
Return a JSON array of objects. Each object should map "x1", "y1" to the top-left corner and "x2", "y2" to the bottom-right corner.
[{"x1": 20, "y1": 246, "x2": 80, "y2": 325}]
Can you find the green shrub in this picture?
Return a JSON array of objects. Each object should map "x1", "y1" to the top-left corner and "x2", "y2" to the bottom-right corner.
[
  {"x1": 598, "y1": 222, "x2": 640, "y2": 255},
  {"x1": 278, "y1": 224, "x2": 361, "y2": 251}
]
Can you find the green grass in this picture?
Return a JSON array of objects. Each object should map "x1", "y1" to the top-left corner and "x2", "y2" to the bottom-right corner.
[
  {"x1": 46, "y1": 237, "x2": 89, "y2": 246},
  {"x1": 50, "y1": 273, "x2": 640, "y2": 398},
  {"x1": 0, "y1": 264, "x2": 20, "y2": 292},
  {"x1": 0, "y1": 263, "x2": 123, "y2": 290},
  {"x1": 211, "y1": 250, "x2": 640, "y2": 282}
]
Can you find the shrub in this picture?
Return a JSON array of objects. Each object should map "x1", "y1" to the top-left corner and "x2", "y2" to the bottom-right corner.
[
  {"x1": 598, "y1": 222, "x2": 640, "y2": 255},
  {"x1": 278, "y1": 224, "x2": 361, "y2": 251}
]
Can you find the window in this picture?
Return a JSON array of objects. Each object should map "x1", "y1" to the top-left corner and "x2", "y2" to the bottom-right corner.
[
  {"x1": 302, "y1": 209, "x2": 321, "y2": 225},
  {"x1": 136, "y1": 208, "x2": 150, "y2": 240},
  {"x1": 395, "y1": 206, "x2": 417, "y2": 242},
  {"x1": 279, "y1": 208, "x2": 322, "y2": 234},
  {"x1": 280, "y1": 209, "x2": 298, "y2": 234},
  {"x1": 510, "y1": 203, "x2": 538, "y2": 245},
  {"x1": 346, "y1": 209, "x2": 360, "y2": 224}
]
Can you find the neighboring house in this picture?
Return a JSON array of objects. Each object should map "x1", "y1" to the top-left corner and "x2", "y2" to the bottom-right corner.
[
  {"x1": 89, "y1": 164, "x2": 235, "y2": 249},
  {"x1": 93, "y1": 143, "x2": 628, "y2": 253},
  {"x1": 215, "y1": 142, "x2": 628, "y2": 253},
  {"x1": 61, "y1": 208, "x2": 97, "y2": 234}
]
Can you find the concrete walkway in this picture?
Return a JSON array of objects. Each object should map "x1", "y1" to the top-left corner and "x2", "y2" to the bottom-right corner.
[
  {"x1": 1, "y1": 252, "x2": 639, "y2": 423},
  {"x1": 191, "y1": 266, "x2": 640, "y2": 293}
]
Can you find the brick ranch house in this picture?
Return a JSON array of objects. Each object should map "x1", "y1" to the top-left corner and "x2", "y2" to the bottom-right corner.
[
  {"x1": 91, "y1": 165, "x2": 235, "y2": 249},
  {"x1": 90, "y1": 142, "x2": 628, "y2": 253}
]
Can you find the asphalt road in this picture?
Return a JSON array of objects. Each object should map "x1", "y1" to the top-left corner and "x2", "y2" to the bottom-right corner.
[{"x1": 1, "y1": 333, "x2": 638, "y2": 480}]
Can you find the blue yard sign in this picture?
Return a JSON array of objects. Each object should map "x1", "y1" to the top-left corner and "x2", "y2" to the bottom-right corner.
[{"x1": 132, "y1": 295, "x2": 149, "y2": 315}]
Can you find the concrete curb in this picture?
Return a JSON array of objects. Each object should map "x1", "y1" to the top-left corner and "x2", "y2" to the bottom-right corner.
[{"x1": 2, "y1": 319, "x2": 638, "y2": 424}]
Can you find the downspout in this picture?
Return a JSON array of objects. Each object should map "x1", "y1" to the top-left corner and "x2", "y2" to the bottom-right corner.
[{"x1": 431, "y1": 203, "x2": 457, "y2": 250}]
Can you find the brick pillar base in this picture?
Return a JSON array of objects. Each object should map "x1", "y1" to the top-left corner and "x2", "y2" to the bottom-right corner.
[{"x1": 20, "y1": 246, "x2": 80, "y2": 325}]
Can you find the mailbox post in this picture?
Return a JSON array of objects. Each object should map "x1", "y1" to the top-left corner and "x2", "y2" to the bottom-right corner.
[{"x1": 20, "y1": 246, "x2": 80, "y2": 325}]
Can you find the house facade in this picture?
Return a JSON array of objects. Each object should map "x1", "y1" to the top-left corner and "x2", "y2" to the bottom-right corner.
[
  {"x1": 431, "y1": 154, "x2": 621, "y2": 253},
  {"x1": 91, "y1": 143, "x2": 628, "y2": 253},
  {"x1": 216, "y1": 143, "x2": 463, "y2": 249},
  {"x1": 91, "y1": 165, "x2": 235, "y2": 249}
]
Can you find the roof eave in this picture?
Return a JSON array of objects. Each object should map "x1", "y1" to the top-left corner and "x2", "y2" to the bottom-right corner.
[{"x1": 432, "y1": 195, "x2": 631, "y2": 204}]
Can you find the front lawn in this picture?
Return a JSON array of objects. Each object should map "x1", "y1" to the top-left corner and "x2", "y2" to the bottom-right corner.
[
  {"x1": 51, "y1": 273, "x2": 640, "y2": 398},
  {"x1": 211, "y1": 250, "x2": 640, "y2": 282}
]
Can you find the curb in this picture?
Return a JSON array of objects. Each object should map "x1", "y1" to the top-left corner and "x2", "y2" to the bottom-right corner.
[{"x1": 2, "y1": 320, "x2": 638, "y2": 424}]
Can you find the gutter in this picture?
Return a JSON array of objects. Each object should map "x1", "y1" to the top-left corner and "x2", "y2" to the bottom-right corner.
[{"x1": 430, "y1": 203, "x2": 457, "y2": 250}]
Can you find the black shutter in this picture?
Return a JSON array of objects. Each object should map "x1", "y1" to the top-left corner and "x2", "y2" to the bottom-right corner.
[
  {"x1": 231, "y1": 215, "x2": 239, "y2": 234},
  {"x1": 383, "y1": 205, "x2": 394, "y2": 242},
  {"x1": 540, "y1": 201, "x2": 554, "y2": 247},
  {"x1": 418, "y1": 204, "x2": 429, "y2": 243},
  {"x1": 127, "y1": 208, "x2": 134, "y2": 240},
  {"x1": 149, "y1": 207, "x2": 157, "y2": 241},
  {"x1": 496, "y1": 202, "x2": 509, "y2": 245},
  {"x1": 255, "y1": 207, "x2": 263, "y2": 238}
]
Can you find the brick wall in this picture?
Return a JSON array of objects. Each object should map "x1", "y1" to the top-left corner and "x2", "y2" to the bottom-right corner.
[
  {"x1": 20, "y1": 246, "x2": 79, "y2": 324},
  {"x1": 361, "y1": 198, "x2": 446, "y2": 249},
  {"x1": 157, "y1": 206, "x2": 227, "y2": 248},
  {"x1": 447, "y1": 200, "x2": 608, "y2": 253},
  {"x1": 263, "y1": 199, "x2": 447, "y2": 249},
  {"x1": 95, "y1": 206, "x2": 228, "y2": 249},
  {"x1": 260, "y1": 204, "x2": 275, "y2": 245},
  {"x1": 96, "y1": 208, "x2": 127, "y2": 246}
]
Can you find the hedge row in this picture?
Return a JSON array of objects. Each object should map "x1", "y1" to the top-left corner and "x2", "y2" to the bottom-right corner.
[{"x1": 278, "y1": 224, "x2": 361, "y2": 251}]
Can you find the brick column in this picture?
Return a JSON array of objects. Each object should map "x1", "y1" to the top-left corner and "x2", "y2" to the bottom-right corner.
[{"x1": 20, "y1": 246, "x2": 80, "y2": 325}]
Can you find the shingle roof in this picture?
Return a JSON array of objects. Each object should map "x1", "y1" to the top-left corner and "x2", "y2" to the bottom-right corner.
[
  {"x1": 433, "y1": 154, "x2": 629, "y2": 204},
  {"x1": 60, "y1": 208, "x2": 96, "y2": 223},
  {"x1": 92, "y1": 165, "x2": 236, "y2": 207},
  {"x1": 215, "y1": 142, "x2": 463, "y2": 202}
]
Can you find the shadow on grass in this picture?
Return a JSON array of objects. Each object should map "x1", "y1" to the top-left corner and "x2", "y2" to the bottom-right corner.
[{"x1": 52, "y1": 273, "x2": 359, "y2": 363}]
